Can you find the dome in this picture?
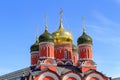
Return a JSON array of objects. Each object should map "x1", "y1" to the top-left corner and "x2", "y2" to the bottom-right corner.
[
  {"x1": 72, "y1": 44, "x2": 78, "y2": 53},
  {"x1": 77, "y1": 31, "x2": 92, "y2": 45},
  {"x1": 52, "y1": 20, "x2": 73, "y2": 45},
  {"x1": 30, "y1": 37, "x2": 39, "y2": 52},
  {"x1": 39, "y1": 26, "x2": 54, "y2": 43}
]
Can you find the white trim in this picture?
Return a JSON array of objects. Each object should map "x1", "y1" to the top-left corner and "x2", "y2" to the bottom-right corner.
[
  {"x1": 39, "y1": 42, "x2": 54, "y2": 45},
  {"x1": 79, "y1": 58, "x2": 91, "y2": 60},
  {"x1": 31, "y1": 53, "x2": 39, "y2": 56},
  {"x1": 31, "y1": 51, "x2": 39, "y2": 54},
  {"x1": 62, "y1": 73, "x2": 81, "y2": 80},
  {"x1": 56, "y1": 59, "x2": 72, "y2": 61},
  {"x1": 78, "y1": 44, "x2": 92, "y2": 47},
  {"x1": 57, "y1": 61, "x2": 64, "y2": 65},
  {"x1": 86, "y1": 73, "x2": 104, "y2": 80},
  {"x1": 65, "y1": 61, "x2": 72, "y2": 65},
  {"x1": 54, "y1": 43, "x2": 71, "y2": 46},
  {"x1": 40, "y1": 64, "x2": 57, "y2": 66},
  {"x1": 44, "y1": 58, "x2": 57, "y2": 64},
  {"x1": 38, "y1": 72, "x2": 59, "y2": 80},
  {"x1": 40, "y1": 57, "x2": 54, "y2": 59}
]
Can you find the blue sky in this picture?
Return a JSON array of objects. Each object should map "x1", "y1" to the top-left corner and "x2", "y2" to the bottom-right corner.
[{"x1": 0, "y1": 0, "x2": 120, "y2": 78}]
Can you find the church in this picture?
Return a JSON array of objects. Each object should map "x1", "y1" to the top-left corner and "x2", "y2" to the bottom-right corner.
[{"x1": 0, "y1": 10, "x2": 111, "y2": 80}]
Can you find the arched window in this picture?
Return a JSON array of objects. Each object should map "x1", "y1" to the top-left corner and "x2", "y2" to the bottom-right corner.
[
  {"x1": 64, "y1": 50, "x2": 69, "y2": 59},
  {"x1": 48, "y1": 47, "x2": 50, "y2": 57}
]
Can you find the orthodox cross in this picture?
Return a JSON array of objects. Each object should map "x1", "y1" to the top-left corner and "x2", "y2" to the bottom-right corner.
[
  {"x1": 45, "y1": 13, "x2": 48, "y2": 31},
  {"x1": 60, "y1": 8, "x2": 63, "y2": 20},
  {"x1": 82, "y1": 16, "x2": 86, "y2": 33}
]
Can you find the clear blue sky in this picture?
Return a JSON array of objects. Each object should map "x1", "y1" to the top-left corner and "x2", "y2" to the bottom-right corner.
[{"x1": 0, "y1": 0, "x2": 120, "y2": 78}]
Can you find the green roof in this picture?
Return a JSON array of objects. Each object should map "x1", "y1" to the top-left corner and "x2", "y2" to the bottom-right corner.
[
  {"x1": 77, "y1": 32, "x2": 92, "y2": 45},
  {"x1": 39, "y1": 27, "x2": 54, "y2": 43},
  {"x1": 30, "y1": 39, "x2": 39, "y2": 52}
]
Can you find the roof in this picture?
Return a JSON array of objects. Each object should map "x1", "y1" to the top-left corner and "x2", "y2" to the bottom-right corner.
[
  {"x1": 112, "y1": 77, "x2": 120, "y2": 80},
  {"x1": 0, "y1": 66, "x2": 112, "y2": 80},
  {"x1": 0, "y1": 67, "x2": 30, "y2": 80}
]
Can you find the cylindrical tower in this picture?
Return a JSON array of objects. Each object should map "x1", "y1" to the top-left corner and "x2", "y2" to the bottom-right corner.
[
  {"x1": 52, "y1": 9, "x2": 73, "y2": 65},
  {"x1": 77, "y1": 28, "x2": 92, "y2": 60},
  {"x1": 30, "y1": 37, "x2": 39, "y2": 66},
  {"x1": 39, "y1": 26, "x2": 54, "y2": 59},
  {"x1": 52, "y1": 22, "x2": 73, "y2": 60},
  {"x1": 77, "y1": 25, "x2": 96, "y2": 72}
]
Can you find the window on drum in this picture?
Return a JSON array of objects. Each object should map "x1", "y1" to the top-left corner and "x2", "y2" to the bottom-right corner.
[{"x1": 64, "y1": 50, "x2": 69, "y2": 59}]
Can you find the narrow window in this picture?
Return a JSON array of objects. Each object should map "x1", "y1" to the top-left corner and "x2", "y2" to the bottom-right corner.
[{"x1": 64, "y1": 50, "x2": 69, "y2": 59}]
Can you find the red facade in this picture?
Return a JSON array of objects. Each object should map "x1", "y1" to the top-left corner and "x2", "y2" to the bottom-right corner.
[{"x1": 29, "y1": 10, "x2": 110, "y2": 80}]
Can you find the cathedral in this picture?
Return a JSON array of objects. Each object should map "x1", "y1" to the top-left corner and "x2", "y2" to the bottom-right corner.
[{"x1": 0, "y1": 10, "x2": 111, "y2": 80}]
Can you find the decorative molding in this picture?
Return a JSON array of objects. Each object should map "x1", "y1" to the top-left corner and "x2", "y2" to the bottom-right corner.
[
  {"x1": 40, "y1": 57, "x2": 54, "y2": 59},
  {"x1": 56, "y1": 58, "x2": 72, "y2": 61},
  {"x1": 57, "y1": 61, "x2": 64, "y2": 65},
  {"x1": 78, "y1": 44, "x2": 92, "y2": 47},
  {"x1": 85, "y1": 73, "x2": 103, "y2": 80},
  {"x1": 79, "y1": 58, "x2": 91, "y2": 60},
  {"x1": 31, "y1": 51, "x2": 39, "y2": 54},
  {"x1": 65, "y1": 61, "x2": 73, "y2": 65},
  {"x1": 39, "y1": 42, "x2": 54, "y2": 46},
  {"x1": 38, "y1": 72, "x2": 59, "y2": 80},
  {"x1": 62, "y1": 72, "x2": 82, "y2": 80}
]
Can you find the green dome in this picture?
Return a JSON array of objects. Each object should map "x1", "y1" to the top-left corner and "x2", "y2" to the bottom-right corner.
[
  {"x1": 77, "y1": 32, "x2": 92, "y2": 45},
  {"x1": 39, "y1": 26, "x2": 54, "y2": 43},
  {"x1": 30, "y1": 38, "x2": 39, "y2": 52},
  {"x1": 72, "y1": 44, "x2": 78, "y2": 53}
]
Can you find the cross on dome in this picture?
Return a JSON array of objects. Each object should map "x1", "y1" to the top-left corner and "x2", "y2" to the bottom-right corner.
[
  {"x1": 60, "y1": 8, "x2": 63, "y2": 21},
  {"x1": 82, "y1": 16, "x2": 86, "y2": 33}
]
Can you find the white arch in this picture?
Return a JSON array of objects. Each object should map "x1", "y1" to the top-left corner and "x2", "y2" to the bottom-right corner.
[
  {"x1": 65, "y1": 61, "x2": 72, "y2": 65},
  {"x1": 57, "y1": 61, "x2": 64, "y2": 65},
  {"x1": 86, "y1": 73, "x2": 104, "y2": 80},
  {"x1": 38, "y1": 72, "x2": 59, "y2": 80},
  {"x1": 44, "y1": 58, "x2": 56, "y2": 64},
  {"x1": 62, "y1": 73, "x2": 81, "y2": 80}
]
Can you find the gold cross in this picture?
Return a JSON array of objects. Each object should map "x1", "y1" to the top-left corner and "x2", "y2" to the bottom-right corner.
[{"x1": 60, "y1": 8, "x2": 63, "y2": 19}]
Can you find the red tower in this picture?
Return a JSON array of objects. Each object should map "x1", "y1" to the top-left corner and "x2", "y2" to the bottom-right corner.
[
  {"x1": 30, "y1": 37, "x2": 39, "y2": 66},
  {"x1": 38, "y1": 26, "x2": 56, "y2": 71},
  {"x1": 77, "y1": 27, "x2": 96, "y2": 73},
  {"x1": 27, "y1": 10, "x2": 109, "y2": 80},
  {"x1": 39, "y1": 26, "x2": 54, "y2": 60},
  {"x1": 52, "y1": 11, "x2": 73, "y2": 65}
]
